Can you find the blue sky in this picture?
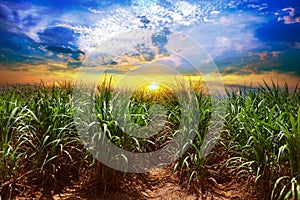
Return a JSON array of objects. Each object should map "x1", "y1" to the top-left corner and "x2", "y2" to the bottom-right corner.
[{"x1": 0, "y1": 0, "x2": 299, "y2": 87}]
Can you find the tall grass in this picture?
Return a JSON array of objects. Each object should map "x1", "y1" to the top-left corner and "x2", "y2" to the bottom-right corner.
[
  {"x1": 0, "y1": 83, "x2": 85, "y2": 199},
  {"x1": 224, "y1": 82, "x2": 300, "y2": 199},
  {"x1": 0, "y1": 80, "x2": 299, "y2": 199},
  {"x1": 173, "y1": 91, "x2": 212, "y2": 184}
]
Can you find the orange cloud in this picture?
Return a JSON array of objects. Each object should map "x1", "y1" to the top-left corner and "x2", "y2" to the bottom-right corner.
[
  {"x1": 259, "y1": 51, "x2": 268, "y2": 61},
  {"x1": 221, "y1": 71, "x2": 299, "y2": 90},
  {"x1": 1, "y1": 62, "x2": 299, "y2": 94},
  {"x1": 0, "y1": 63, "x2": 77, "y2": 85},
  {"x1": 248, "y1": 51, "x2": 274, "y2": 60},
  {"x1": 271, "y1": 51, "x2": 280, "y2": 58}
]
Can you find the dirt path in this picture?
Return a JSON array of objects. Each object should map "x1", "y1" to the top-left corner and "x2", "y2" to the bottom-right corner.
[
  {"x1": 49, "y1": 165, "x2": 256, "y2": 200},
  {"x1": 51, "y1": 167, "x2": 197, "y2": 200},
  {"x1": 14, "y1": 164, "x2": 257, "y2": 200},
  {"x1": 137, "y1": 167, "x2": 198, "y2": 200}
]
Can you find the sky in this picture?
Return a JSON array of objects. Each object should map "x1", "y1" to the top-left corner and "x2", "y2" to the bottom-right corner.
[{"x1": 0, "y1": 0, "x2": 300, "y2": 89}]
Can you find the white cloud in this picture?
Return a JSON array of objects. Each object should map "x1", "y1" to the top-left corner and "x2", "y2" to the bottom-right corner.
[
  {"x1": 186, "y1": 12, "x2": 266, "y2": 56},
  {"x1": 278, "y1": 7, "x2": 300, "y2": 24},
  {"x1": 72, "y1": 1, "x2": 206, "y2": 54},
  {"x1": 0, "y1": 2, "x2": 51, "y2": 42},
  {"x1": 72, "y1": 1, "x2": 265, "y2": 56},
  {"x1": 216, "y1": 37, "x2": 232, "y2": 51},
  {"x1": 0, "y1": 0, "x2": 269, "y2": 67}
]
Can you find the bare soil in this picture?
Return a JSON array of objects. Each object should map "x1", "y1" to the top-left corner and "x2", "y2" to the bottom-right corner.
[
  {"x1": 14, "y1": 167, "x2": 258, "y2": 200},
  {"x1": 15, "y1": 147, "x2": 261, "y2": 200},
  {"x1": 41, "y1": 165, "x2": 257, "y2": 200}
]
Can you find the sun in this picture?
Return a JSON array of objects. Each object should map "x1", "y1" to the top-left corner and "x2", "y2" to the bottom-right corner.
[{"x1": 148, "y1": 82, "x2": 159, "y2": 91}]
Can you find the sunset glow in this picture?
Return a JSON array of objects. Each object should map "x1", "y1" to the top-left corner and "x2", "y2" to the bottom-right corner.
[
  {"x1": 148, "y1": 82, "x2": 159, "y2": 91},
  {"x1": 0, "y1": 0, "x2": 299, "y2": 89}
]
